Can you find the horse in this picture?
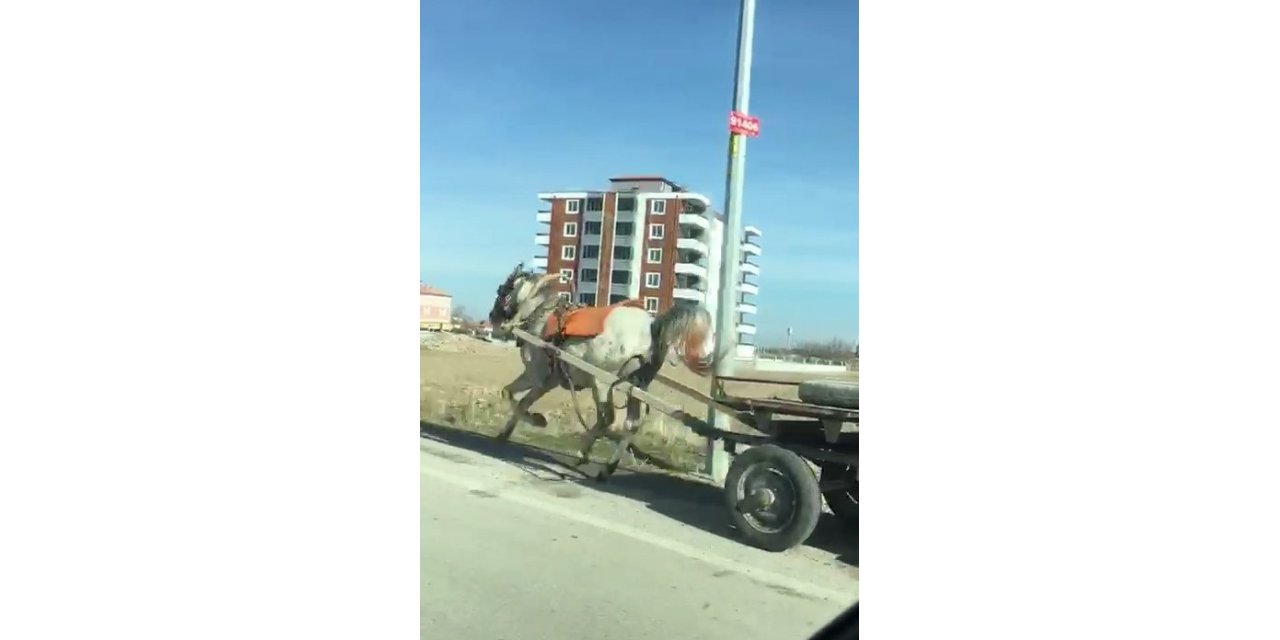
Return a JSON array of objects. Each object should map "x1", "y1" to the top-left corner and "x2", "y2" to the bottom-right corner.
[{"x1": 486, "y1": 264, "x2": 718, "y2": 478}]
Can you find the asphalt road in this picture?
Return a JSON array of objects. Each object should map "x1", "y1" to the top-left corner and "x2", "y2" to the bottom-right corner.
[{"x1": 420, "y1": 426, "x2": 859, "y2": 640}]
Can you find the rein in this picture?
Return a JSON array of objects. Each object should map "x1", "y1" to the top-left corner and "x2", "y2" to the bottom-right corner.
[{"x1": 545, "y1": 296, "x2": 599, "y2": 432}]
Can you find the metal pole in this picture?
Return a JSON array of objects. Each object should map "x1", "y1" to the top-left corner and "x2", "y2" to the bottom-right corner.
[{"x1": 704, "y1": 0, "x2": 756, "y2": 483}]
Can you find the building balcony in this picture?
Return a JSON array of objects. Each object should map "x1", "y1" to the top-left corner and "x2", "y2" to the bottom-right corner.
[
  {"x1": 744, "y1": 224, "x2": 763, "y2": 238},
  {"x1": 674, "y1": 276, "x2": 705, "y2": 291},
  {"x1": 532, "y1": 256, "x2": 548, "y2": 270},
  {"x1": 739, "y1": 281, "x2": 759, "y2": 295},
  {"x1": 534, "y1": 234, "x2": 550, "y2": 246},
  {"x1": 741, "y1": 240, "x2": 761, "y2": 256},
  {"x1": 740, "y1": 261, "x2": 760, "y2": 275},
  {"x1": 674, "y1": 261, "x2": 708, "y2": 279},
  {"x1": 738, "y1": 302, "x2": 758, "y2": 315},
  {"x1": 673, "y1": 288, "x2": 706, "y2": 303},
  {"x1": 536, "y1": 211, "x2": 552, "y2": 224},
  {"x1": 676, "y1": 237, "x2": 709, "y2": 255},
  {"x1": 678, "y1": 213, "x2": 710, "y2": 230},
  {"x1": 738, "y1": 323, "x2": 757, "y2": 335},
  {"x1": 680, "y1": 198, "x2": 709, "y2": 214}
]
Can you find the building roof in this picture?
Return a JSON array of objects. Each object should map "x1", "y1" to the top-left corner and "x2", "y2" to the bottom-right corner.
[
  {"x1": 609, "y1": 175, "x2": 684, "y2": 191},
  {"x1": 420, "y1": 285, "x2": 451, "y2": 297},
  {"x1": 610, "y1": 175, "x2": 667, "y2": 181}
]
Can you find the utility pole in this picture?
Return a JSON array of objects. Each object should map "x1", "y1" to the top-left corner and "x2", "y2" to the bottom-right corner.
[{"x1": 705, "y1": 0, "x2": 757, "y2": 483}]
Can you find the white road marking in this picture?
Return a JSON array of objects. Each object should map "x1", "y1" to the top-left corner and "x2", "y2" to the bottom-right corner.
[{"x1": 420, "y1": 448, "x2": 854, "y2": 604}]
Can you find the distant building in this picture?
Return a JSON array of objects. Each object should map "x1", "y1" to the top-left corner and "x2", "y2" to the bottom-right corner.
[
  {"x1": 420, "y1": 284, "x2": 453, "y2": 331},
  {"x1": 532, "y1": 175, "x2": 762, "y2": 358}
]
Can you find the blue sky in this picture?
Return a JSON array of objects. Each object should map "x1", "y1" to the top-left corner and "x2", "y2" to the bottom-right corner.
[{"x1": 422, "y1": 0, "x2": 857, "y2": 345}]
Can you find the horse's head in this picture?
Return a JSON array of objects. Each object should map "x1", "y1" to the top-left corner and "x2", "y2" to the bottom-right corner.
[{"x1": 488, "y1": 263, "x2": 558, "y2": 330}]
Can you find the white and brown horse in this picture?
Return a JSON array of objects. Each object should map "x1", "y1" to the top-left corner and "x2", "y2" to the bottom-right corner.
[{"x1": 487, "y1": 265, "x2": 716, "y2": 476}]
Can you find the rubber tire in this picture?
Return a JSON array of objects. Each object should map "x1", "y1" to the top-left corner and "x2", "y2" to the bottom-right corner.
[
  {"x1": 725, "y1": 445, "x2": 823, "y2": 552},
  {"x1": 819, "y1": 462, "x2": 859, "y2": 527},
  {"x1": 798, "y1": 380, "x2": 859, "y2": 409}
]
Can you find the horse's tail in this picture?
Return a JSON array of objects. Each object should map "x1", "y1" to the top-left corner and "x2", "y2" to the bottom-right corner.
[{"x1": 649, "y1": 303, "x2": 718, "y2": 377}]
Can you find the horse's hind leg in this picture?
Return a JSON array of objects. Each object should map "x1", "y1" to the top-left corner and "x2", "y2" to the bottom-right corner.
[
  {"x1": 577, "y1": 382, "x2": 615, "y2": 465},
  {"x1": 598, "y1": 393, "x2": 646, "y2": 481}
]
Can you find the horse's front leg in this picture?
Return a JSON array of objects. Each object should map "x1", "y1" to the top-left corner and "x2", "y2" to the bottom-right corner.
[
  {"x1": 500, "y1": 369, "x2": 534, "y2": 412},
  {"x1": 496, "y1": 371, "x2": 553, "y2": 442},
  {"x1": 578, "y1": 382, "x2": 615, "y2": 465}
]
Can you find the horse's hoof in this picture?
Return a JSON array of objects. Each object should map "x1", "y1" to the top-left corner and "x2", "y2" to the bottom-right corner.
[
  {"x1": 527, "y1": 413, "x2": 547, "y2": 428},
  {"x1": 495, "y1": 429, "x2": 513, "y2": 443},
  {"x1": 594, "y1": 470, "x2": 610, "y2": 483}
]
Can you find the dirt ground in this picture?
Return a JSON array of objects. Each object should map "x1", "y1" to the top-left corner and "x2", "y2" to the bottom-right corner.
[{"x1": 420, "y1": 333, "x2": 858, "y2": 471}]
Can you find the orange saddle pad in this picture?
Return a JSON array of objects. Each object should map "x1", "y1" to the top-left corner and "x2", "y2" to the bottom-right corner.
[{"x1": 543, "y1": 299, "x2": 646, "y2": 340}]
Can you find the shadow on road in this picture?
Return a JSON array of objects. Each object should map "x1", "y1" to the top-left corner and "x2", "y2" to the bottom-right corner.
[{"x1": 421, "y1": 420, "x2": 859, "y2": 568}]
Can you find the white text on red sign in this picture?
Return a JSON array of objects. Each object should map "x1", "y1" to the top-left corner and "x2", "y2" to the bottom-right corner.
[{"x1": 728, "y1": 111, "x2": 761, "y2": 137}]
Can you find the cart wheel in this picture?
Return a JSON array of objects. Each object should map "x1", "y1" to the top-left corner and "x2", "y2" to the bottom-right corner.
[
  {"x1": 819, "y1": 462, "x2": 859, "y2": 527},
  {"x1": 725, "y1": 445, "x2": 822, "y2": 552}
]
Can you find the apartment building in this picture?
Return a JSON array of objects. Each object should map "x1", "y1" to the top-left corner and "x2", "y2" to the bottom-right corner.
[{"x1": 533, "y1": 175, "x2": 763, "y2": 357}]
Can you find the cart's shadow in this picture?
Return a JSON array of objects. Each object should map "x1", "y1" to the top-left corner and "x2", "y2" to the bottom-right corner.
[{"x1": 420, "y1": 420, "x2": 859, "y2": 568}]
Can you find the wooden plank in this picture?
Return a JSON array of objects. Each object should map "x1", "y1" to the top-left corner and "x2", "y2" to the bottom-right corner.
[
  {"x1": 717, "y1": 395, "x2": 859, "y2": 421},
  {"x1": 716, "y1": 375, "x2": 803, "y2": 387},
  {"x1": 655, "y1": 373, "x2": 715, "y2": 405}
]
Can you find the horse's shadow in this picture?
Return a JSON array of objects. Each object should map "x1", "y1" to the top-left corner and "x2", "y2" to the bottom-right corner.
[{"x1": 420, "y1": 420, "x2": 859, "y2": 568}]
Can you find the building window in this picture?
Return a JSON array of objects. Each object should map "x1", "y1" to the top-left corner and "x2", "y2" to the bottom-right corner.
[
  {"x1": 580, "y1": 268, "x2": 598, "y2": 282},
  {"x1": 609, "y1": 294, "x2": 629, "y2": 304},
  {"x1": 565, "y1": 199, "x2": 580, "y2": 214},
  {"x1": 613, "y1": 246, "x2": 632, "y2": 261},
  {"x1": 611, "y1": 270, "x2": 630, "y2": 285},
  {"x1": 584, "y1": 221, "x2": 602, "y2": 235},
  {"x1": 651, "y1": 200, "x2": 666, "y2": 214},
  {"x1": 647, "y1": 248, "x2": 662, "y2": 264},
  {"x1": 563, "y1": 222, "x2": 578, "y2": 237},
  {"x1": 579, "y1": 292, "x2": 597, "y2": 305},
  {"x1": 649, "y1": 223, "x2": 664, "y2": 240},
  {"x1": 559, "y1": 291, "x2": 572, "y2": 301},
  {"x1": 561, "y1": 245, "x2": 576, "y2": 260},
  {"x1": 559, "y1": 268, "x2": 573, "y2": 283},
  {"x1": 581, "y1": 244, "x2": 600, "y2": 259},
  {"x1": 615, "y1": 222, "x2": 634, "y2": 236},
  {"x1": 616, "y1": 195, "x2": 635, "y2": 212},
  {"x1": 738, "y1": 332, "x2": 756, "y2": 346},
  {"x1": 645, "y1": 272, "x2": 660, "y2": 288},
  {"x1": 645, "y1": 297, "x2": 659, "y2": 312},
  {"x1": 586, "y1": 196, "x2": 604, "y2": 212}
]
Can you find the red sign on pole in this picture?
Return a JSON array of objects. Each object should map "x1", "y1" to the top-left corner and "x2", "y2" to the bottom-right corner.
[{"x1": 728, "y1": 110, "x2": 760, "y2": 137}]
